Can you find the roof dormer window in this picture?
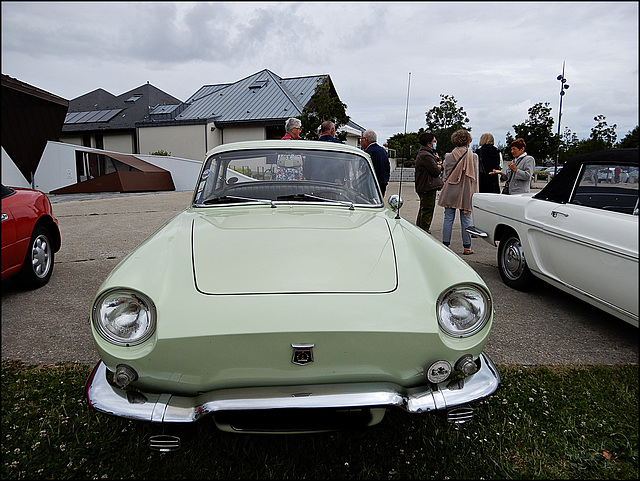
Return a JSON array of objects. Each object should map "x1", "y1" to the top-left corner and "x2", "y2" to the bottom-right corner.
[{"x1": 249, "y1": 79, "x2": 268, "y2": 89}]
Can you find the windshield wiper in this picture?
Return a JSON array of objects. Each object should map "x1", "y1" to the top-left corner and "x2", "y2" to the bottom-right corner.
[
  {"x1": 200, "y1": 195, "x2": 275, "y2": 207},
  {"x1": 276, "y1": 193, "x2": 354, "y2": 210}
]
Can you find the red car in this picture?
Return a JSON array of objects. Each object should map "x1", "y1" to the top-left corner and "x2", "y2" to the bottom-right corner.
[{"x1": 1, "y1": 184, "x2": 61, "y2": 288}]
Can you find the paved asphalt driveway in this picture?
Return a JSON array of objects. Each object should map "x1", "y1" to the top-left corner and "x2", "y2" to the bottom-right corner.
[{"x1": 1, "y1": 182, "x2": 637, "y2": 366}]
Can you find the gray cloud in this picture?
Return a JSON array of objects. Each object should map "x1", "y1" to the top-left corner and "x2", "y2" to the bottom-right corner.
[{"x1": 1, "y1": 1, "x2": 637, "y2": 145}]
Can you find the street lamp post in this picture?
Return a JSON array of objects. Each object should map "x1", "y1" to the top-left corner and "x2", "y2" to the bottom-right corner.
[{"x1": 555, "y1": 62, "x2": 570, "y2": 173}]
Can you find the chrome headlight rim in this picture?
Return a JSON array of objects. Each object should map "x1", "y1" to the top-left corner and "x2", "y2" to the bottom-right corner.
[
  {"x1": 436, "y1": 283, "x2": 492, "y2": 338},
  {"x1": 92, "y1": 288, "x2": 157, "y2": 346}
]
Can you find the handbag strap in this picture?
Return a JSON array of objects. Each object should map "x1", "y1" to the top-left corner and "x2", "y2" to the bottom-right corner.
[{"x1": 451, "y1": 149, "x2": 468, "y2": 173}]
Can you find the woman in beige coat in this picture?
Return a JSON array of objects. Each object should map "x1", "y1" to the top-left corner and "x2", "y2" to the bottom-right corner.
[{"x1": 437, "y1": 129, "x2": 479, "y2": 255}]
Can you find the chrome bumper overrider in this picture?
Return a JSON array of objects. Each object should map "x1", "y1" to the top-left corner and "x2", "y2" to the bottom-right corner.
[{"x1": 85, "y1": 353, "x2": 500, "y2": 423}]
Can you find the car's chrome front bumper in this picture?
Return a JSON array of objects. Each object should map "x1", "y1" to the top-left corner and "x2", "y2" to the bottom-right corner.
[{"x1": 85, "y1": 352, "x2": 500, "y2": 423}]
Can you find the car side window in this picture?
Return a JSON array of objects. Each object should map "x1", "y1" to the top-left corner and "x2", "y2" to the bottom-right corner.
[{"x1": 571, "y1": 163, "x2": 639, "y2": 215}]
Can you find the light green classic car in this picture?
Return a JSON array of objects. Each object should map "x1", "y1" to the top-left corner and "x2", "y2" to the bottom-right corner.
[{"x1": 85, "y1": 140, "x2": 499, "y2": 451}]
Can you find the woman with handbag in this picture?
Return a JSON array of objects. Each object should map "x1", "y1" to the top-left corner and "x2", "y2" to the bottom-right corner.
[
  {"x1": 437, "y1": 129, "x2": 479, "y2": 255},
  {"x1": 492, "y1": 138, "x2": 535, "y2": 194},
  {"x1": 414, "y1": 132, "x2": 444, "y2": 233}
]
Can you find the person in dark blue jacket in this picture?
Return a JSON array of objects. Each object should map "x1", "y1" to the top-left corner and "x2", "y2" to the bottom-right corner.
[
  {"x1": 304, "y1": 121, "x2": 345, "y2": 183},
  {"x1": 317, "y1": 121, "x2": 344, "y2": 143},
  {"x1": 360, "y1": 130, "x2": 390, "y2": 196}
]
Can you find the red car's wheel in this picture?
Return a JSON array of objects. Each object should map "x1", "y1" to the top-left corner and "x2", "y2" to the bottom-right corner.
[{"x1": 15, "y1": 225, "x2": 55, "y2": 288}]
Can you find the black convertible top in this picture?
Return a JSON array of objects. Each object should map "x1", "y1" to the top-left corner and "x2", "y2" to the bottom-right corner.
[{"x1": 533, "y1": 148, "x2": 639, "y2": 204}]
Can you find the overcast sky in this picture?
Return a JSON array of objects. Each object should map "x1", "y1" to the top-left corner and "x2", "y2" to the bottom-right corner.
[{"x1": 2, "y1": 1, "x2": 638, "y2": 147}]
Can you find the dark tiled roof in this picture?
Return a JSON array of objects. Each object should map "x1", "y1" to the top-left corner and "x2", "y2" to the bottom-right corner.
[
  {"x1": 62, "y1": 83, "x2": 182, "y2": 132},
  {"x1": 66, "y1": 88, "x2": 117, "y2": 111}
]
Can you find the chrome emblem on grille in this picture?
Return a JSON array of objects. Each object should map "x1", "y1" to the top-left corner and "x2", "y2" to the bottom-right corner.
[{"x1": 291, "y1": 343, "x2": 314, "y2": 365}]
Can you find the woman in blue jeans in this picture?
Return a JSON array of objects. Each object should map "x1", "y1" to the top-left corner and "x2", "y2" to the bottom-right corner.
[{"x1": 437, "y1": 129, "x2": 479, "y2": 255}]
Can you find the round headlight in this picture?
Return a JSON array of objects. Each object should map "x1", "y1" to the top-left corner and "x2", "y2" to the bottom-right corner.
[
  {"x1": 436, "y1": 284, "x2": 492, "y2": 337},
  {"x1": 92, "y1": 288, "x2": 156, "y2": 346}
]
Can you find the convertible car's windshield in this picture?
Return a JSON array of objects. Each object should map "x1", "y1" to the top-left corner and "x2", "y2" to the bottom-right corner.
[{"x1": 194, "y1": 148, "x2": 382, "y2": 207}]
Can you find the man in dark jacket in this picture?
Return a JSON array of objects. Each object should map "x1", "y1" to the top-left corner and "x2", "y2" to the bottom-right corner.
[
  {"x1": 414, "y1": 132, "x2": 443, "y2": 233},
  {"x1": 360, "y1": 130, "x2": 390, "y2": 196},
  {"x1": 304, "y1": 121, "x2": 345, "y2": 182},
  {"x1": 317, "y1": 121, "x2": 344, "y2": 143}
]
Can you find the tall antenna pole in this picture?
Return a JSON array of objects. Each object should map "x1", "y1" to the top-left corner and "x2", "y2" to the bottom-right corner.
[
  {"x1": 404, "y1": 72, "x2": 411, "y2": 134},
  {"x1": 396, "y1": 72, "x2": 411, "y2": 219}
]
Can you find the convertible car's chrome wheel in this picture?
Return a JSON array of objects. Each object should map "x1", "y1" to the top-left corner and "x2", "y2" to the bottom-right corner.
[
  {"x1": 497, "y1": 233, "x2": 533, "y2": 290},
  {"x1": 15, "y1": 225, "x2": 55, "y2": 289}
]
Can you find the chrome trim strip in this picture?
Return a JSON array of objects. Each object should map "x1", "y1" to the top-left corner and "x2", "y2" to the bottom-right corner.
[{"x1": 85, "y1": 353, "x2": 500, "y2": 423}]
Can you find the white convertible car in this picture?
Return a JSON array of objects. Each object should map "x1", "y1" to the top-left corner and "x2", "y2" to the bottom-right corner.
[{"x1": 469, "y1": 148, "x2": 638, "y2": 327}]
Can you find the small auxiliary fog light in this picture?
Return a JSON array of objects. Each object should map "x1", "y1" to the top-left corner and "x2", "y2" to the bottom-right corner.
[
  {"x1": 427, "y1": 360, "x2": 452, "y2": 383},
  {"x1": 455, "y1": 354, "x2": 478, "y2": 376},
  {"x1": 114, "y1": 364, "x2": 138, "y2": 388}
]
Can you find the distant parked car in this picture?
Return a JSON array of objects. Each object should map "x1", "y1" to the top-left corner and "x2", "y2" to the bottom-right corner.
[
  {"x1": 468, "y1": 149, "x2": 638, "y2": 327},
  {"x1": 597, "y1": 167, "x2": 615, "y2": 183},
  {"x1": 543, "y1": 166, "x2": 563, "y2": 177},
  {"x1": 85, "y1": 140, "x2": 500, "y2": 451},
  {"x1": 1, "y1": 184, "x2": 61, "y2": 288}
]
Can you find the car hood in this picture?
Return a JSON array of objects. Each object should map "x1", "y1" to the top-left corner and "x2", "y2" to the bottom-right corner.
[{"x1": 191, "y1": 208, "x2": 398, "y2": 294}]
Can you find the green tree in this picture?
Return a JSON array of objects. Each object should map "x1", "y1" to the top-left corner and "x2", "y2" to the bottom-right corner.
[
  {"x1": 560, "y1": 117, "x2": 632, "y2": 159},
  {"x1": 299, "y1": 77, "x2": 350, "y2": 141},
  {"x1": 617, "y1": 126, "x2": 639, "y2": 148},
  {"x1": 505, "y1": 102, "x2": 556, "y2": 163},
  {"x1": 565, "y1": 114, "x2": 619, "y2": 155},
  {"x1": 425, "y1": 94, "x2": 471, "y2": 155},
  {"x1": 387, "y1": 130, "x2": 424, "y2": 166},
  {"x1": 589, "y1": 114, "x2": 617, "y2": 148},
  {"x1": 557, "y1": 126, "x2": 580, "y2": 163}
]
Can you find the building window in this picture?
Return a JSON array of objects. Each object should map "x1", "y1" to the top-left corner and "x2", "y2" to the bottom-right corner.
[{"x1": 75, "y1": 151, "x2": 102, "y2": 182}]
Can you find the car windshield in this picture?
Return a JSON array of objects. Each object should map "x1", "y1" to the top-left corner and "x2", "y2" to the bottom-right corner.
[{"x1": 194, "y1": 148, "x2": 382, "y2": 207}]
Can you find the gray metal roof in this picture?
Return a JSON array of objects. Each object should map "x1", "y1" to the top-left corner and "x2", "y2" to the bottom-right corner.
[
  {"x1": 175, "y1": 69, "x2": 326, "y2": 124},
  {"x1": 149, "y1": 104, "x2": 181, "y2": 115}
]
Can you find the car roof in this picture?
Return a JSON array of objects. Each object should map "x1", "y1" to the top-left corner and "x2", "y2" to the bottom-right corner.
[{"x1": 534, "y1": 148, "x2": 639, "y2": 203}]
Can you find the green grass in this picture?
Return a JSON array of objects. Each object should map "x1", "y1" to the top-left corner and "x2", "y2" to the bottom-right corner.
[{"x1": 2, "y1": 360, "x2": 638, "y2": 479}]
